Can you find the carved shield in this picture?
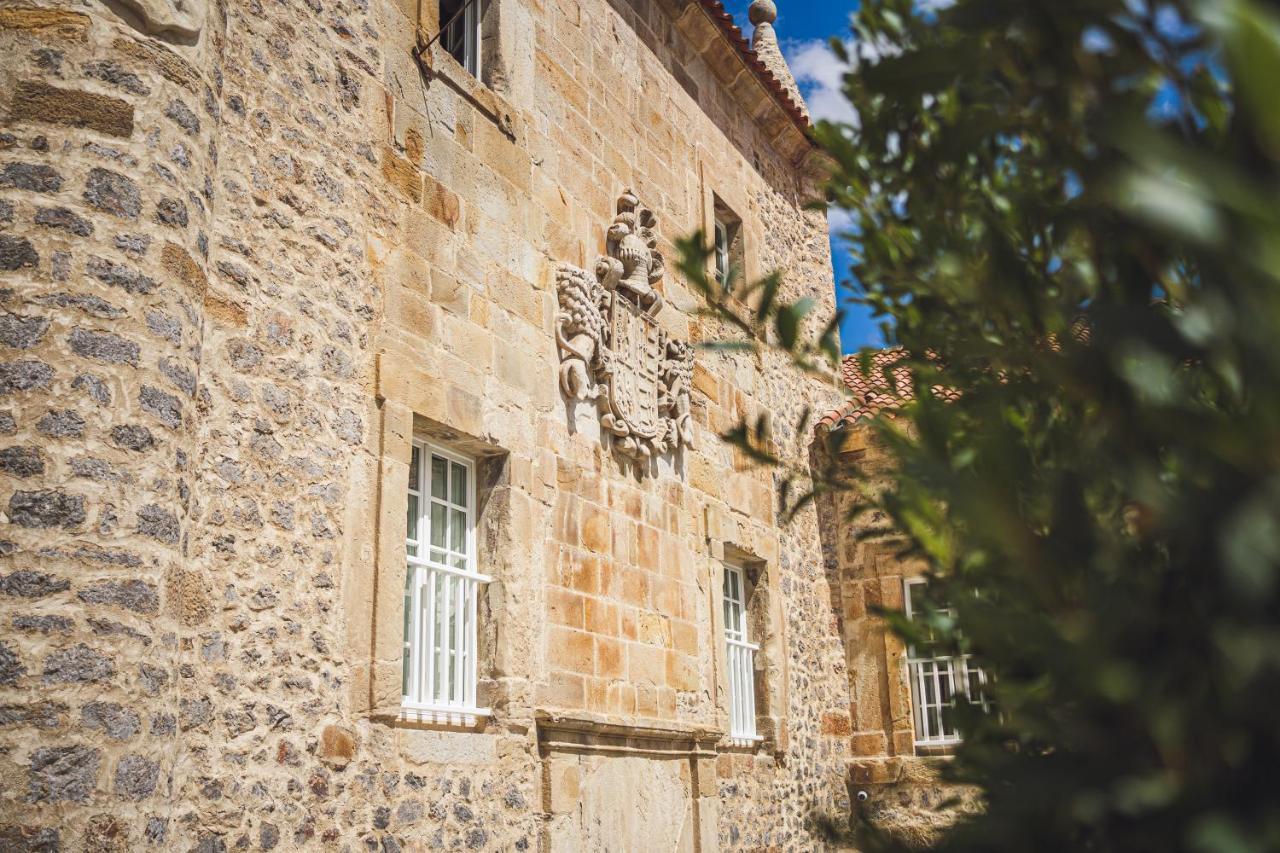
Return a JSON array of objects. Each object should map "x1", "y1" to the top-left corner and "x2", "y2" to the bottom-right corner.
[{"x1": 606, "y1": 295, "x2": 662, "y2": 439}]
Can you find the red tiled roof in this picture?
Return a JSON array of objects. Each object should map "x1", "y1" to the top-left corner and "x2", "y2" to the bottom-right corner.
[
  {"x1": 698, "y1": 0, "x2": 813, "y2": 135},
  {"x1": 817, "y1": 348, "x2": 961, "y2": 431}
]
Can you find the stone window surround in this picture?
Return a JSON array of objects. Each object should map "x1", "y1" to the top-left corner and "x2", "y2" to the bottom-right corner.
[
  {"x1": 705, "y1": 507, "x2": 788, "y2": 754},
  {"x1": 698, "y1": 165, "x2": 758, "y2": 308},
  {"x1": 349, "y1": 353, "x2": 515, "y2": 730},
  {"x1": 413, "y1": 0, "x2": 518, "y2": 139},
  {"x1": 712, "y1": 194, "x2": 745, "y2": 291}
]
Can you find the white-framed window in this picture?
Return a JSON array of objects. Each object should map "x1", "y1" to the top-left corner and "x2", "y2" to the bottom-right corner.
[
  {"x1": 903, "y1": 577, "x2": 989, "y2": 747},
  {"x1": 713, "y1": 217, "x2": 730, "y2": 287},
  {"x1": 403, "y1": 439, "x2": 490, "y2": 721},
  {"x1": 723, "y1": 563, "x2": 760, "y2": 744},
  {"x1": 439, "y1": 0, "x2": 481, "y2": 77}
]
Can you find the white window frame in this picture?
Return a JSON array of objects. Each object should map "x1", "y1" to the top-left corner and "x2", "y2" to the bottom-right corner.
[
  {"x1": 402, "y1": 439, "x2": 490, "y2": 723},
  {"x1": 713, "y1": 217, "x2": 730, "y2": 287},
  {"x1": 440, "y1": 0, "x2": 482, "y2": 78},
  {"x1": 903, "y1": 577, "x2": 989, "y2": 748},
  {"x1": 723, "y1": 563, "x2": 761, "y2": 745}
]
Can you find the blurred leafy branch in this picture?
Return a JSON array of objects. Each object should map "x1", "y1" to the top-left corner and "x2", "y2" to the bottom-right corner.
[{"x1": 679, "y1": 0, "x2": 1280, "y2": 850}]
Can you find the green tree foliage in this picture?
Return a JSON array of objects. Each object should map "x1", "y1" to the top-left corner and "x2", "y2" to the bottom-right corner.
[{"x1": 680, "y1": 0, "x2": 1280, "y2": 849}]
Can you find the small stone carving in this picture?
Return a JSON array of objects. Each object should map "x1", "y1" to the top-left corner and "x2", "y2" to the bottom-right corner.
[{"x1": 555, "y1": 190, "x2": 695, "y2": 459}]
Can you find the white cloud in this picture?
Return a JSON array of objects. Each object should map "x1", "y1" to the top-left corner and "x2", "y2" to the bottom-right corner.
[{"x1": 783, "y1": 38, "x2": 858, "y2": 126}]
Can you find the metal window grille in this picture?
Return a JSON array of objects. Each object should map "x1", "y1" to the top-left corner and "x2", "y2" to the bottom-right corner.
[
  {"x1": 723, "y1": 564, "x2": 759, "y2": 743},
  {"x1": 402, "y1": 440, "x2": 490, "y2": 722},
  {"x1": 903, "y1": 578, "x2": 990, "y2": 746}
]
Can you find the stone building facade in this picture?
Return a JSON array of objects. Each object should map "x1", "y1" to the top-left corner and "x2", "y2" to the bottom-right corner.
[
  {"x1": 0, "y1": 0, "x2": 903, "y2": 848},
  {"x1": 815, "y1": 351, "x2": 980, "y2": 849}
]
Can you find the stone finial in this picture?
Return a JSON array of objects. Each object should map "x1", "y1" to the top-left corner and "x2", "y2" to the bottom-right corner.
[
  {"x1": 748, "y1": 0, "x2": 808, "y2": 121},
  {"x1": 748, "y1": 0, "x2": 777, "y2": 27}
]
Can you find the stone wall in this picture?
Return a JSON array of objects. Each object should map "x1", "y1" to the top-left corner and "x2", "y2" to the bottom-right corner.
[
  {"x1": 820, "y1": 422, "x2": 981, "y2": 848},
  {"x1": 1, "y1": 1, "x2": 221, "y2": 846},
  {"x1": 1, "y1": 0, "x2": 859, "y2": 848}
]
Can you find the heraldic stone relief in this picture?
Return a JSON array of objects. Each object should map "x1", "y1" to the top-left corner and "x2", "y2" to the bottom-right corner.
[{"x1": 555, "y1": 189, "x2": 696, "y2": 460}]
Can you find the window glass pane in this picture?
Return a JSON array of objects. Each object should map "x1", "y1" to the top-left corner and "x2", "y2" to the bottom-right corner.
[
  {"x1": 430, "y1": 502, "x2": 447, "y2": 549},
  {"x1": 451, "y1": 554, "x2": 467, "y2": 571},
  {"x1": 450, "y1": 508, "x2": 466, "y2": 554},
  {"x1": 451, "y1": 462, "x2": 468, "y2": 505},
  {"x1": 908, "y1": 581, "x2": 926, "y2": 618},
  {"x1": 430, "y1": 548, "x2": 448, "y2": 567},
  {"x1": 409, "y1": 445, "x2": 420, "y2": 492},
  {"x1": 431, "y1": 455, "x2": 448, "y2": 500},
  {"x1": 406, "y1": 494, "x2": 419, "y2": 550}
]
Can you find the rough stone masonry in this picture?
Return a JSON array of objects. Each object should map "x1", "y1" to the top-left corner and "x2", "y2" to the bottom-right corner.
[{"x1": 0, "y1": 0, "x2": 915, "y2": 848}]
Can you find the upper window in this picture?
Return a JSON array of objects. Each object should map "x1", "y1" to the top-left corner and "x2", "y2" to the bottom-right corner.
[
  {"x1": 723, "y1": 563, "x2": 759, "y2": 744},
  {"x1": 440, "y1": 0, "x2": 482, "y2": 77},
  {"x1": 403, "y1": 439, "x2": 489, "y2": 718},
  {"x1": 903, "y1": 578, "x2": 989, "y2": 748},
  {"x1": 712, "y1": 196, "x2": 743, "y2": 292}
]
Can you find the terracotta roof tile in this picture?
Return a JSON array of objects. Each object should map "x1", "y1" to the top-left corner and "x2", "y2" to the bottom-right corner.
[
  {"x1": 698, "y1": 0, "x2": 813, "y2": 135},
  {"x1": 818, "y1": 348, "x2": 960, "y2": 432}
]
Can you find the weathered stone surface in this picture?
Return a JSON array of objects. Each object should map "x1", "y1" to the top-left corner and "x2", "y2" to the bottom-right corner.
[
  {"x1": 0, "y1": 640, "x2": 26, "y2": 684},
  {"x1": 83, "y1": 813, "x2": 129, "y2": 852},
  {"x1": 85, "y1": 256, "x2": 156, "y2": 293},
  {"x1": 113, "y1": 753, "x2": 160, "y2": 799},
  {"x1": 78, "y1": 579, "x2": 159, "y2": 614},
  {"x1": 0, "y1": 570, "x2": 69, "y2": 598},
  {"x1": 42, "y1": 644, "x2": 114, "y2": 683},
  {"x1": 155, "y1": 197, "x2": 188, "y2": 227},
  {"x1": 0, "y1": 360, "x2": 54, "y2": 396},
  {"x1": 68, "y1": 328, "x2": 140, "y2": 365},
  {"x1": 164, "y1": 99, "x2": 199, "y2": 136},
  {"x1": 139, "y1": 384, "x2": 181, "y2": 427},
  {"x1": 0, "y1": 823, "x2": 60, "y2": 852},
  {"x1": 83, "y1": 168, "x2": 140, "y2": 219},
  {"x1": 34, "y1": 206, "x2": 94, "y2": 236},
  {"x1": 137, "y1": 504, "x2": 178, "y2": 542},
  {"x1": 0, "y1": 235, "x2": 39, "y2": 270},
  {"x1": 36, "y1": 409, "x2": 85, "y2": 438},
  {"x1": 10, "y1": 80, "x2": 134, "y2": 138},
  {"x1": 9, "y1": 489, "x2": 86, "y2": 529},
  {"x1": 81, "y1": 702, "x2": 141, "y2": 740},
  {"x1": 109, "y1": 424, "x2": 154, "y2": 450},
  {"x1": 11, "y1": 614, "x2": 73, "y2": 634},
  {"x1": 0, "y1": 162, "x2": 63, "y2": 193},
  {"x1": 83, "y1": 60, "x2": 150, "y2": 96},
  {"x1": 318, "y1": 724, "x2": 356, "y2": 769},
  {"x1": 0, "y1": 313, "x2": 51, "y2": 349},
  {"x1": 0, "y1": 446, "x2": 44, "y2": 478},
  {"x1": 0, "y1": 5, "x2": 90, "y2": 38},
  {"x1": 28, "y1": 744, "x2": 100, "y2": 802}
]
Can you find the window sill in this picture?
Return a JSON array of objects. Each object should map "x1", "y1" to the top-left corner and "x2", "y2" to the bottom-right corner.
[
  {"x1": 413, "y1": 41, "x2": 515, "y2": 139},
  {"x1": 399, "y1": 703, "x2": 491, "y2": 727}
]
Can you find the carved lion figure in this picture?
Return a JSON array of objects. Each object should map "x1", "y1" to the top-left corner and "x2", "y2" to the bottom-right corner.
[{"x1": 554, "y1": 265, "x2": 608, "y2": 400}]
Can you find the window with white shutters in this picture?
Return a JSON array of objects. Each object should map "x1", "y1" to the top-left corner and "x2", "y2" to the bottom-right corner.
[
  {"x1": 903, "y1": 578, "x2": 989, "y2": 747},
  {"x1": 723, "y1": 563, "x2": 759, "y2": 744},
  {"x1": 402, "y1": 440, "x2": 489, "y2": 720}
]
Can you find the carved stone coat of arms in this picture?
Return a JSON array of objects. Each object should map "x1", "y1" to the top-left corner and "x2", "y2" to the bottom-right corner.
[{"x1": 555, "y1": 190, "x2": 695, "y2": 459}]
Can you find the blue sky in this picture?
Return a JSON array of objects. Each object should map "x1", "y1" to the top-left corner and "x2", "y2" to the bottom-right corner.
[{"x1": 724, "y1": 1, "x2": 884, "y2": 352}]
